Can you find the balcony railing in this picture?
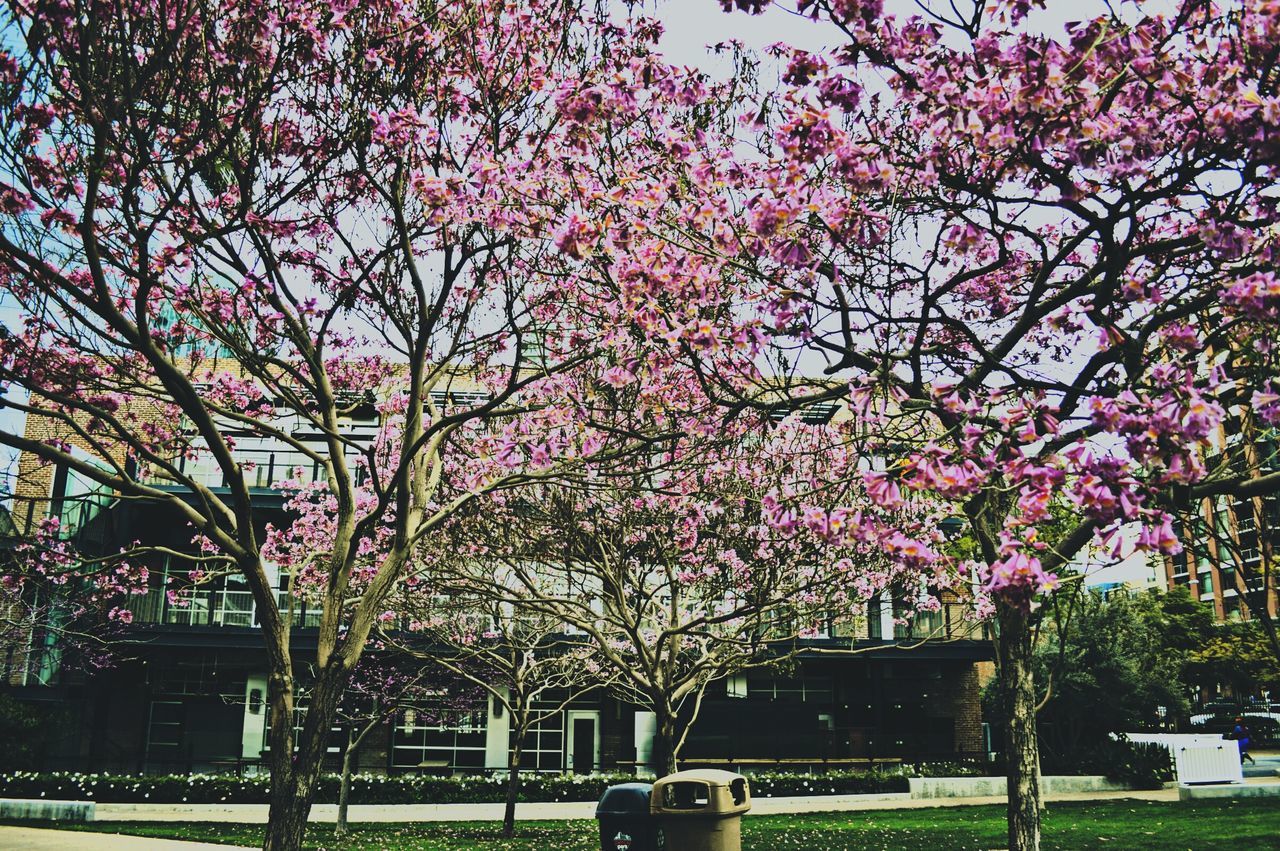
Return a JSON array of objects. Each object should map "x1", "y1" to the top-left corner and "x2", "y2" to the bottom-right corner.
[
  {"x1": 145, "y1": 449, "x2": 366, "y2": 490},
  {"x1": 893, "y1": 603, "x2": 985, "y2": 641},
  {"x1": 124, "y1": 586, "x2": 323, "y2": 630}
]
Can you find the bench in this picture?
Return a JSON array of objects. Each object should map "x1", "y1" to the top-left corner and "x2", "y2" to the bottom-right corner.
[{"x1": 416, "y1": 759, "x2": 451, "y2": 775}]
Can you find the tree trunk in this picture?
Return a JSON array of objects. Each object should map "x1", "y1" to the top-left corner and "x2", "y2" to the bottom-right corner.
[
  {"x1": 263, "y1": 664, "x2": 351, "y2": 851},
  {"x1": 652, "y1": 708, "x2": 678, "y2": 777},
  {"x1": 998, "y1": 602, "x2": 1041, "y2": 851},
  {"x1": 503, "y1": 737, "x2": 524, "y2": 839},
  {"x1": 335, "y1": 729, "x2": 356, "y2": 839}
]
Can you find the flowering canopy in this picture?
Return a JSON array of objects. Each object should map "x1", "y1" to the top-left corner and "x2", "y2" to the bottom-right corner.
[
  {"x1": 606, "y1": 2, "x2": 1280, "y2": 846},
  {"x1": 593, "y1": 0, "x2": 1280, "y2": 614},
  {"x1": 0, "y1": 0, "x2": 766, "y2": 843}
]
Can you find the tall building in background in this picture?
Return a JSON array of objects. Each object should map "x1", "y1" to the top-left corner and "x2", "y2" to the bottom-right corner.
[{"x1": 1165, "y1": 435, "x2": 1279, "y2": 623}]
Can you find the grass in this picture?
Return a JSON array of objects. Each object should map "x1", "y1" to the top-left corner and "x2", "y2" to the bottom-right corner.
[{"x1": 5, "y1": 798, "x2": 1280, "y2": 850}]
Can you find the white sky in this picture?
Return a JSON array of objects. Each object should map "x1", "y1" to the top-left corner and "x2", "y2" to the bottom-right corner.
[{"x1": 645, "y1": 0, "x2": 1165, "y2": 70}]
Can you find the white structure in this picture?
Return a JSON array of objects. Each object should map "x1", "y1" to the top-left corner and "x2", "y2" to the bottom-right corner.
[
  {"x1": 634, "y1": 711, "x2": 657, "y2": 775},
  {"x1": 1126, "y1": 733, "x2": 1243, "y2": 785}
]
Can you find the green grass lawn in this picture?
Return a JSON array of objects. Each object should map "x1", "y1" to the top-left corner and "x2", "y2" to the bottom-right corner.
[{"x1": 7, "y1": 798, "x2": 1280, "y2": 850}]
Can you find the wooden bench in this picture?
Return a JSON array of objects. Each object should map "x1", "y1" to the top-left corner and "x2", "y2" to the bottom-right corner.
[{"x1": 416, "y1": 760, "x2": 451, "y2": 775}]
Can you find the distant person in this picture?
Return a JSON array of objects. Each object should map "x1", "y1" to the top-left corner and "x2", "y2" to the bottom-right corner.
[{"x1": 1229, "y1": 717, "x2": 1256, "y2": 765}]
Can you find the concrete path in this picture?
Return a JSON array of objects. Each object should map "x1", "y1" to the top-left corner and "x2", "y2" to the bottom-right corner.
[
  {"x1": 92, "y1": 786, "x2": 1186, "y2": 824},
  {"x1": 0, "y1": 825, "x2": 251, "y2": 850},
  {"x1": 1243, "y1": 752, "x2": 1280, "y2": 779}
]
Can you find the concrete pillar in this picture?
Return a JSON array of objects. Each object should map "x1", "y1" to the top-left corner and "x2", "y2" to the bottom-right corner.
[
  {"x1": 634, "y1": 711, "x2": 656, "y2": 775},
  {"x1": 485, "y1": 691, "x2": 511, "y2": 770},
  {"x1": 241, "y1": 674, "x2": 268, "y2": 760}
]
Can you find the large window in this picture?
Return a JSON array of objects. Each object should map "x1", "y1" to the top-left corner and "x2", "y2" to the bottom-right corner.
[
  {"x1": 261, "y1": 691, "x2": 343, "y2": 758},
  {"x1": 519, "y1": 691, "x2": 575, "y2": 771},
  {"x1": 125, "y1": 556, "x2": 322, "y2": 629},
  {"x1": 520, "y1": 712, "x2": 565, "y2": 772},
  {"x1": 392, "y1": 706, "x2": 487, "y2": 770},
  {"x1": 745, "y1": 673, "x2": 834, "y2": 703},
  {"x1": 144, "y1": 665, "x2": 247, "y2": 772}
]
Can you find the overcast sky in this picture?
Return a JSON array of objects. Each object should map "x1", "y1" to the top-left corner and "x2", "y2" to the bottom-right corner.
[
  {"x1": 646, "y1": 0, "x2": 1175, "y2": 72},
  {"x1": 641, "y1": 0, "x2": 1162, "y2": 588}
]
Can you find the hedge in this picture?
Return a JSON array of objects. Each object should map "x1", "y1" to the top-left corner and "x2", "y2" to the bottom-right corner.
[
  {"x1": 1036, "y1": 737, "x2": 1175, "y2": 790},
  {"x1": 0, "y1": 764, "x2": 985, "y2": 805}
]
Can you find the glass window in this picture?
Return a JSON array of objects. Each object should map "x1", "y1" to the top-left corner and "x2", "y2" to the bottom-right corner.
[
  {"x1": 1223, "y1": 595, "x2": 1240, "y2": 621},
  {"x1": 521, "y1": 711, "x2": 565, "y2": 772},
  {"x1": 743, "y1": 674, "x2": 834, "y2": 703},
  {"x1": 392, "y1": 706, "x2": 487, "y2": 770}
]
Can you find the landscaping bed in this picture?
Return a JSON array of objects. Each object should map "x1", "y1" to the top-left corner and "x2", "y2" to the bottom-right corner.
[{"x1": 0, "y1": 765, "x2": 984, "y2": 805}]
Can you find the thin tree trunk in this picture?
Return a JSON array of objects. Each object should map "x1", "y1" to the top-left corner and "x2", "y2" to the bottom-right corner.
[
  {"x1": 336, "y1": 729, "x2": 356, "y2": 839},
  {"x1": 998, "y1": 602, "x2": 1041, "y2": 851},
  {"x1": 503, "y1": 736, "x2": 524, "y2": 839}
]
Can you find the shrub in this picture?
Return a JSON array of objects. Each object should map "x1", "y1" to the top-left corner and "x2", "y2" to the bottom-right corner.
[
  {"x1": 1101, "y1": 738, "x2": 1174, "y2": 790},
  {"x1": 734, "y1": 768, "x2": 910, "y2": 796},
  {"x1": 0, "y1": 763, "x2": 988, "y2": 804},
  {"x1": 0, "y1": 696, "x2": 49, "y2": 772},
  {"x1": 1038, "y1": 737, "x2": 1173, "y2": 790}
]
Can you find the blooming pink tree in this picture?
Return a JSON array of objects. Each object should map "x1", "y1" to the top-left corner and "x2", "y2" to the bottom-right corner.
[
  {"x1": 0, "y1": 516, "x2": 154, "y2": 675},
  {"x1": 610, "y1": 1, "x2": 1280, "y2": 848},
  {"x1": 438, "y1": 412, "x2": 946, "y2": 776},
  {"x1": 328, "y1": 654, "x2": 471, "y2": 839},
  {"x1": 0, "y1": 2, "x2": 734, "y2": 847},
  {"x1": 383, "y1": 590, "x2": 605, "y2": 838}
]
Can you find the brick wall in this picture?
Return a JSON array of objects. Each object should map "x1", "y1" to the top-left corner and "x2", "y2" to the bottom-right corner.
[{"x1": 949, "y1": 663, "x2": 984, "y2": 753}]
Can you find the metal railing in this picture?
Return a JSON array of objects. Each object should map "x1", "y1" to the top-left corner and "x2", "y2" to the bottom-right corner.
[
  {"x1": 893, "y1": 603, "x2": 985, "y2": 641},
  {"x1": 144, "y1": 448, "x2": 371, "y2": 490},
  {"x1": 124, "y1": 585, "x2": 323, "y2": 629}
]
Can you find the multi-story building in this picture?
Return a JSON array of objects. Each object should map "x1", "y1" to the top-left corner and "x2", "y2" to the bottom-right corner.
[
  {"x1": 1, "y1": 396, "x2": 993, "y2": 777},
  {"x1": 1165, "y1": 490, "x2": 1279, "y2": 623}
]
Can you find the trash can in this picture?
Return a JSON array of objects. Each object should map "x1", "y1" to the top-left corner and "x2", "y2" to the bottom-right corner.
[
  {"x1": 596, "y1": 782, "x2": 658, "y2": 851},
  {"x1": 651, "y1": 769, "x2": 751, "y2": 851}
]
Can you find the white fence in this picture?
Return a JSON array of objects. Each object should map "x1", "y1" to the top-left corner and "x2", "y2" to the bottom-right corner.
[{"x1": 1125, "y1": 733, "x2": 1243, "y2": 785}]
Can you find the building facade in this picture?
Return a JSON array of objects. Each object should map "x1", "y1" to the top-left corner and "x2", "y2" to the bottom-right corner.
[
  {"x1": 1164, "y1": 489, "x2": 1279, "y2": 623},
  {"x1": 2, "y1": 401, "x2": 992, "y2": 777}
]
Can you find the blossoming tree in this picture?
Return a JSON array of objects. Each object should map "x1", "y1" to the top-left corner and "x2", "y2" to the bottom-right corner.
[
  {"x1": 438, "y1": 413, "x2": 944, "y2": 776},
  {"x1": 328, "y1": 654, "x2": 472, "y2": 839},
  {"x1": 0, "y1": 1, "x2": 734, "y2": 847},
  {"x1": 383, "y1": 589, "x2": 604, "y2": 838},
  {"x1": 665, "y1": 1, "x2": 1280, "y2": 848}
]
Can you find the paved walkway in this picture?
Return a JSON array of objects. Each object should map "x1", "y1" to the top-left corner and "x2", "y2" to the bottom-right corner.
[
  {"x1": 0, "y1": 825, "x2": 250, "y2": 850},
  {"x1": 91, "y1": 786, "x2": 1187, "y2": 824}
]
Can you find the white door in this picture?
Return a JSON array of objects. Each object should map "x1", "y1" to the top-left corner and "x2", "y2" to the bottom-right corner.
[{"x1": 566, "y1": 710, "x2": 601, "y2": 774}]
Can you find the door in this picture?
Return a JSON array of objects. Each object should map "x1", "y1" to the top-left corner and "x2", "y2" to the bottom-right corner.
[{"x1": 566, "y1": 710, "x2": 600, "y2": 774}]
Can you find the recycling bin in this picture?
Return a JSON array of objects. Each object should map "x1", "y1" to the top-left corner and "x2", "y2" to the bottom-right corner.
[
  {"x1": 650, "y1": 769, "x2": 751, "y2": 851},
  {"x1": 596, "y1": 782, "x2": 658, "y2": 851}
]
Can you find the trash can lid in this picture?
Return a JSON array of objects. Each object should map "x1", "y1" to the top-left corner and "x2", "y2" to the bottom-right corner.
[
  {"x1": 596, "y1": 782, "x2": 654, "y2": 817},
  {"x1": 652, "y1": 769, "x2": 745, "y2": 787}
]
